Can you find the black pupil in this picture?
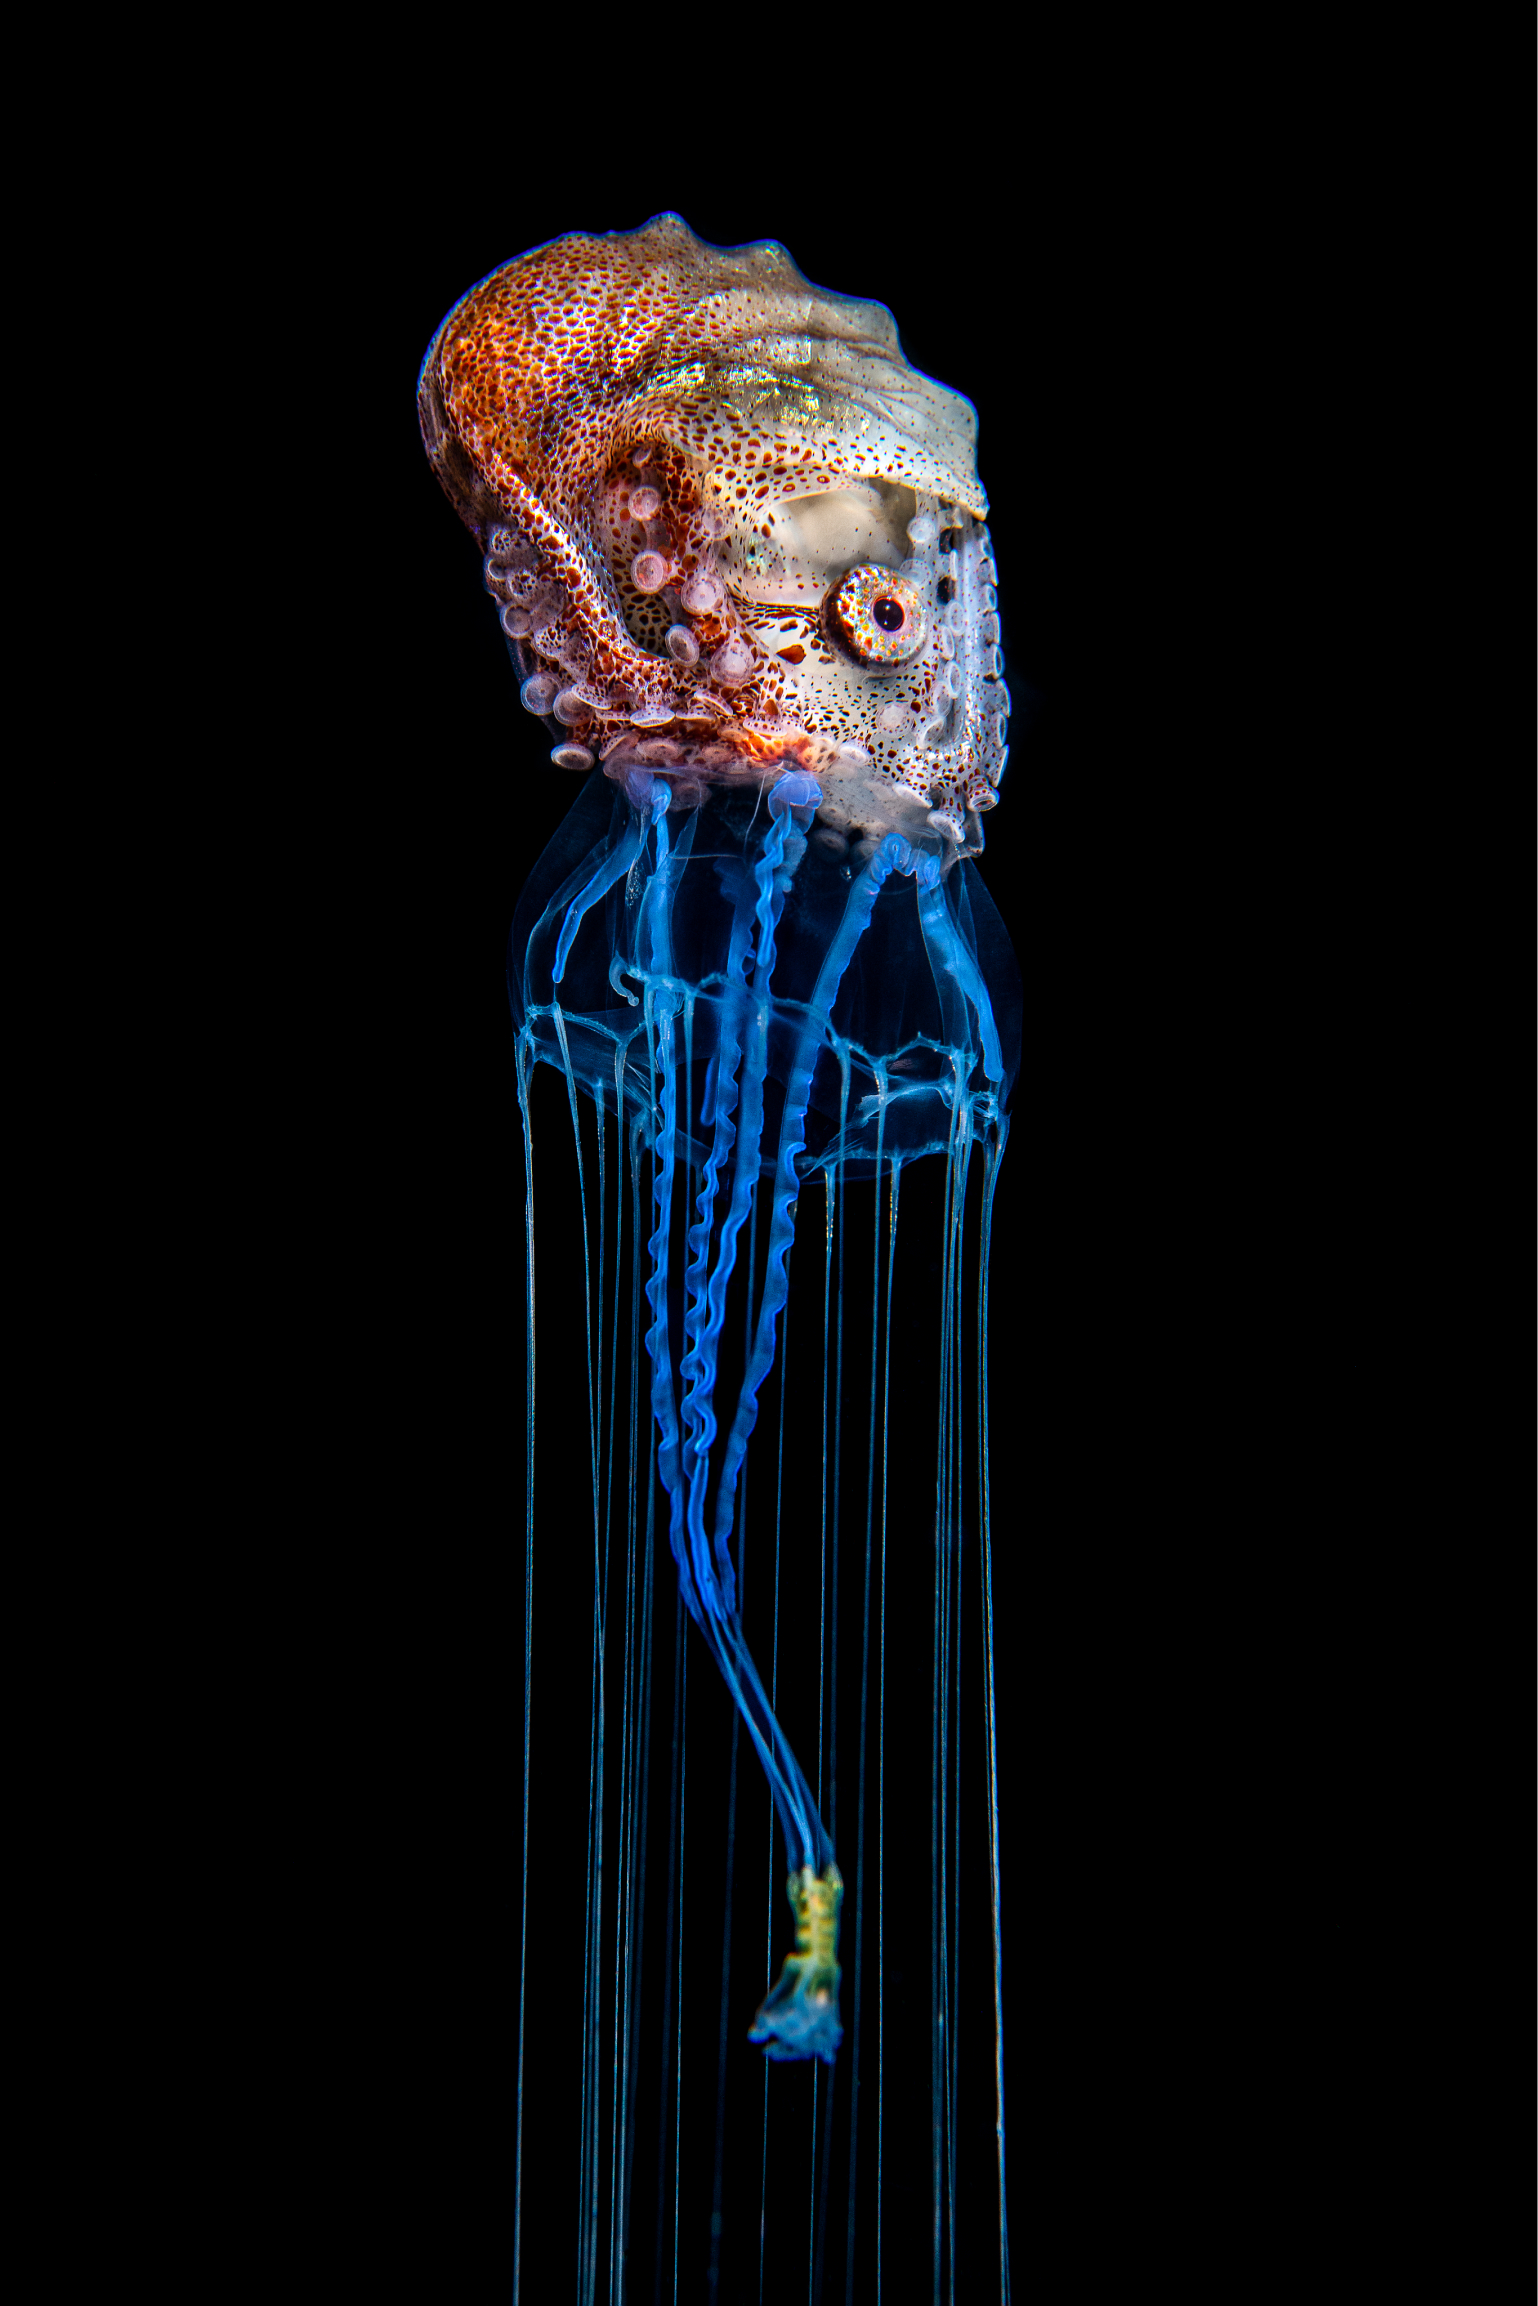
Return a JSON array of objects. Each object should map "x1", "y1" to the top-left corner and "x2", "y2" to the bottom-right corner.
[{"x1": 872, "y1": 595, "x2": 904, "y2": 633}]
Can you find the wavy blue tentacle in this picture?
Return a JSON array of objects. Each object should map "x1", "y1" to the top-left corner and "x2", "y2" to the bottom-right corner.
[
  {"x1": 674, "y1": 842, "x2": 768, "y2": 1603},
  {"x1": 676, "y1": 785, "x2": 797, "y2": 1623},
  {"x1": 635, "y1": 785, "x2": 706, "y2": 1622},
  {"x1": 637, "y1": 774, "x2": 829, "y2": 1870},
  {"x1": 710, "y1": 825, "x2": 911, "y2": 1567},
  {"x1": 623, "y1": 779, "x2": 1006, "y2": 1881}
]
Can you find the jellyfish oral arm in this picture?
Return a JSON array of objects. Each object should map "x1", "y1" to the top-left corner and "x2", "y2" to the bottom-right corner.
[
  {"x1": 620, "y1": 779, "x2": 928, "y2": 2061},
  {"x1": 677, "y1": 786, "x2": 797, "y2": 1626},
  {"x1": 638, "y1": 775, "x2": 828, "y2": 1868},
  {"x1": 709, "y1": 819, "x2": 914, "y2": 1577}
]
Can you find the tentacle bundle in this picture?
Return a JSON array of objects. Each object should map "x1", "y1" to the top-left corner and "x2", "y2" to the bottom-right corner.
[{"x1": 510, "y1": 760, "x2": 1013, "y2": 2058}]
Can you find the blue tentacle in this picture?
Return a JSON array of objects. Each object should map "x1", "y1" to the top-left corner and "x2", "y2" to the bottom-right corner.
[
  {"x1": 675, "y1": 783, "x2": 797, "y2": 1621},
  {"x1": 675, "y1": 857, "x2": 761, "y2": 1573},
  {"x1": 551, "y1": 815, "x2": 648, "y2": 987},
  {"x1": 700, "y1": 1611, "x2": 824, "y2": 1873},
  {"x1": 711, "y1": 826, "x2": 911, "y2": 1568},
  {"x1": 634, "y1": 785, "x2": 704, "y2": 1620},
  {"x1": 917, "y1": 872, "x2": 1007, "y2": 1087}
]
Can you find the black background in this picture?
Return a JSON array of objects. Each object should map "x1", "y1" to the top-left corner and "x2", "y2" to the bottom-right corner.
[{"x1": 251, "y1": 153, "x2": 1383, "y2": 2301}]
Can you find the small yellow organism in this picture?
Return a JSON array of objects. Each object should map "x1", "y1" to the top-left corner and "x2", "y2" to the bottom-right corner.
[{"x1": 750, "y1": 1863, "x2": 845, "y2": 2063}]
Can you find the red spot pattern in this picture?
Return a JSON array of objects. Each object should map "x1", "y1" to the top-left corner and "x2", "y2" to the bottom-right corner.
[{"x1": 418, "y1": 215, "x2": 1002, "y2": 827}]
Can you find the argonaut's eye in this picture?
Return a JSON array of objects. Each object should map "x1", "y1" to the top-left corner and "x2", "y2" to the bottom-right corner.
[{"x1": 829, "y1": 565, "x2": 926, "y2": 665}]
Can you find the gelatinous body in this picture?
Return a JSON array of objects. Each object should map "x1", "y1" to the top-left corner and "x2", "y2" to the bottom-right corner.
[{"x1": 505, "y1": 748, "x2": 1011, "y2": 2055}]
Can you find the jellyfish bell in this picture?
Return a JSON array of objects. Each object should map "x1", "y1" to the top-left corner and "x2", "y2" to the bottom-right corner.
[{"x1": 418, "y1": 211, "x2": 1018, "y2": 2125}]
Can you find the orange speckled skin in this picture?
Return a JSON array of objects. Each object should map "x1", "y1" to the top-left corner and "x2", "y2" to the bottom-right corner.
[{"x1": 418, "y1": 215, "x2": 1009, "y2": 848}]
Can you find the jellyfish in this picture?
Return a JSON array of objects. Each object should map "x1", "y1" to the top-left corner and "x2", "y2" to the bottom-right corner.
[{"x1": 418, "y1": 215, "x2": 1018, "y2": 2298}]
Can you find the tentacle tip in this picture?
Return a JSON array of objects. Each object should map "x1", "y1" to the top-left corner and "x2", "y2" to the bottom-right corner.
[
  {"x1": 748, "y1": 1960, "x2": 844, "y2": 2064},
  {"x1": 749, "y1": 1862, "x2": 844, "y2": 2062}
]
